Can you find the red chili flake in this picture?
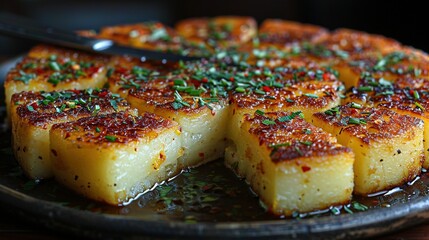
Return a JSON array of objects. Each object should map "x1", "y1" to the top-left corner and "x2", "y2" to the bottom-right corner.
[
  {"x1": 202, "y1": 77, "x2": 208, "y2": 83},
  {"x1": 244, "y1": 73, "x2": 249, "y2": 77},
  {"x1": 229, "y1": 77, "x2": 235, "y2": 82},
  {"x1": 71, "y1": 89, "x2": 81, "y2": 94},
  {"x1": 350, "y1": 109, "x2": 359, "y2": 114},
  {"x1": 65, "y1": 132, "x2": 71, "y2": 139},
  {"x1": 262, "y1": 86, "x2": 271, "y2": 92},
  {"x1": 98, "y1": 91, "x2": 108, "y2": 98},
  {"x1": 35, "y1": 68, "x2": 45, "y2": 75},
  {"x1": 323, "y1": 73, "x2": 330, "y2": 81},
  {"x1": 87, "y1": 66, "x2": 100, "y2": 76},
  {"x1": 192, "y1": 80, "x2": 201, "y2": 87},
  {"x1": 301, "y1": 166, "x2": 311, "y2": 172},
  {"x1": 198, "y1": 152, "x2": 205, "y2": 158},
  {"x1": 299, "y1": 71, "x2": 306, "y2": 77},
  {"x1": 30, "y1": 102, "x2": 39, "y2": 110},
  {"x1": 410, "y1": 89, "x2": 415, "y2": 95},
  {"x1": 115, "y1": 67, "x2": 128, "y2": 74}
]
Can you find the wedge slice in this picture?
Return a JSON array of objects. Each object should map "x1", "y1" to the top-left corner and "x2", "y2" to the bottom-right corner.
[
  {"x1": 4, "y1": 45, "x2": 109, "y2": 121},
  {"x1": 225, "y1": 111, "x2": 354, "y2": 215},
  {"x1": 127, "y1": 88, "x2": 228, "y2": 168},
  {"x1": 312, "y1": 104, "x2": 424, "y2": 195},
  {"x1": 50, "y1": 111, "x2": 182, "y2": 205},
  {"x1": 11, "y1": 89, "x2": 132, "y2": 179}
]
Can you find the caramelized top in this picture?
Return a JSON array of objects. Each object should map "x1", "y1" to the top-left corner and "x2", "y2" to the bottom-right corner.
[
  {"x1": 313, "y1": 104, "x2": 423, "y2": 144},
  {"x1": 14, "y1": 89, "x2": 131, "y2": 128},
  {"x1": 316, "y1": 28, "x2": 401, "y2": 55},
  {"x1": 345, "y1": 74, "x2": 429, "y2": 117},
  {"x1": 98, "y1": 22, "x2": 182, "y2": 51},
  {"x1": 51, "y1": 111, "x2": 177, "y2": 144},
  {"x1": 259, "y1": 19, "x2": 329, "y2": 45},
  {"x1": 245, "y1": 111, "x2": 351, "y2": 163},
  {"x1": 7, "y1": 53, "x2": 105, "y2": 86},
  {"x1": 343, "y1": 51, "x2": 429, "y2": 79},
  {"x1": 107, "y1": 56, "x2": 178, "y2": 93},
  {"x1": 231, "y1": 81, "x2": 341, "y2": 110},
  {"x1": 175, "y1": 16, "x2": 257, "y2": 47}
]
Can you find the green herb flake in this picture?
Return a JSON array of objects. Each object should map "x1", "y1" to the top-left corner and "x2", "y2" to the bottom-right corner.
[
  {"x1": 414, "y1": 68, "x2": 422, "y2": 77},
  {"x1": 303, "y1": 93, "x2": 319, "y2": 98},
  {"x1": 344, "y1": 205, "x2": 353, "y2": 214},
  {"x1": 330, "y1": 207, "x2": 341, "y2": 215},
  {"x1": 413, "y1": 90, "x2": 420, "y2": 100},
  {"x1": 106, "y1": 67, "x2": 115, "y2": 77},
  {"x1": 109, "y1": 99, "x2": 118, "y2": 110},
  {"x1": 278, "y1": 111, "x2": 304, "y2": 122},
  {"x1": 49, "y1": 61, "x2": 61, "y2": 71},
  {"x1": 105, "y1": 135, "x2": 117, "y2": 142},
  {"x1": 300, "y1": 141, "x2": 313, "y2": 146},
  {"x1": 14, "y1": 70, "x2": 36, "y2": 84},
  {"x1": 295, "y1": 146, "x2": 303, "y2": 156},
  {"x1": 255, "y1": 109, "x2": 265, "y2": 116},
  {"x1": 262, "y1": 119, "x2": 276, "y2": 125},
  {"x1": 269, "y1": 142, "x2": 291, "y2": 149},
  {"x1": 415, "y1": 102, "x2": 425, "y2": 111},
  {"x1": 350, "y1": 102, "x2": 362, "y2": 109},
  {"x1": 358, "y1": 86, "x2": 374, "y2": 92},
  {"x1": 96, "y1": 127, "x2": 101, "y2": 133},
  {"x1": 27, "y1": 105, "x2": 35, "y2": 112},
  {"x1": 349, "y1": 117, "x2": 365, "y2": 125},
  {"x1": 235, "y1": 87, "x2": 246, "y2": 93},
  {"x1": 352, "y1": 202, "x2": 368, "y2": 211},
  {"x1": 303, "y1": 129, "x2": 312, "y2": 134}
]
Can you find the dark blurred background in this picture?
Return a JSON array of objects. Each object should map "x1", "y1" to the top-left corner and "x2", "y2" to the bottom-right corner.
[{"x1": 0, "y1": 0, "x2": 427, "y2": 56}]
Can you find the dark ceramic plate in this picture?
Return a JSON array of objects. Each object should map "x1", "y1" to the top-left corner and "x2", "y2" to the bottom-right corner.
[{"x1": 1, "y1": 56, "x2": 429, "y2": 240}]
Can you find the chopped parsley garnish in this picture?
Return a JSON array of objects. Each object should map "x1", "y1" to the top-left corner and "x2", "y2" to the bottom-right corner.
[
  {"x1": 262, "y1": 119, "x2": 276, "y2": 125},
  {"x1": 278, "y1": 111, "x2": 304, "y2": 122},
  {"x1": 357, "y1": 86, "x2": 374, "y2": 92},
  {"x1": 105, "y1": 135, "x2": 117, "y2": 142},
  {"x1": 27, "y1": 105, "x2": 35, "y2": 112},
  {"x1": 415, "y1": 102, "x2": 425, "y2": 111},
  {"x1": 172, "y1": 91, "x2": 190, "y2": 110},
  {"x1": 350, "y1": 102, "x2": 363, "y2": 109},
  {"x1": 109, "y1": 99, "x2": 118, "y2": 110},
  {"x1": 255, "y1": 109, "x2": 265, "y2": 116},
  {"x1": 303, "y1": 93, "x2": 319, "y2": 98},
  {"x1": 14, "y1": 70, "x2": 36, "y2": 84}
]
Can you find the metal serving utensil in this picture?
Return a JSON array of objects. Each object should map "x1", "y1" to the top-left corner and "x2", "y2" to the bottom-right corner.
[{"x1": 0, "y1": 12, "x2": 200, "y2": 62}]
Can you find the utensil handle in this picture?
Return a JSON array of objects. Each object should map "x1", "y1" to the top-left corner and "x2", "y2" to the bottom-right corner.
[{"x1": 0, "y1": 12, "x2": 113, "y2": 51}]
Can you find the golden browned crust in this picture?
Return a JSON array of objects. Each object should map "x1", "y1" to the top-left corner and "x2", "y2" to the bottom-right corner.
[
  {"x1": 341, "y1": 51, "x2": 429, "y2": 80},
  {"x1": 6, "y1": 53, "x2": 106, "y2": 87},
  {"x1": 28, "y1": 44, "x2": 110, "y2": 63},
  {"x1": 51, "y1": 111, "x2": 177, "y2": 144},
  {"x1": 316, "y1": 28, "x2": 402, "y2": 55},
  {"x1": 175, "y1": 16, "x2": 257, "y2": 46},
  {"x1": 98, "y1": 22, "x2": 182, "y2": 51},
  {"x1": 345, "y1": 74, "x2": 429, "y2": 117},
  {"x1": 107, "y1": 56, "x2": 178, "y2": 92},
  {"x1": 244, "y1": 111, "x2": 351, "y2": 163},
  {"x1": 313, "y1": 104, "x2": 423, "y2": 144},
  {"x1": 230, "y1": 81, "x2": 341, "y2": 110},
  {"x1": 259, "y1": 19, "x2": 329, "y2": 45},
  {"x1": 14, "y1": 89, "x2": 131, "y2": 127}
]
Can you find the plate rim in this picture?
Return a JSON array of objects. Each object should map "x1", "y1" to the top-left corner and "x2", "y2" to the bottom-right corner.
[{"x1": 1, "y1": 54, "x2": 429, "y2": 239}]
